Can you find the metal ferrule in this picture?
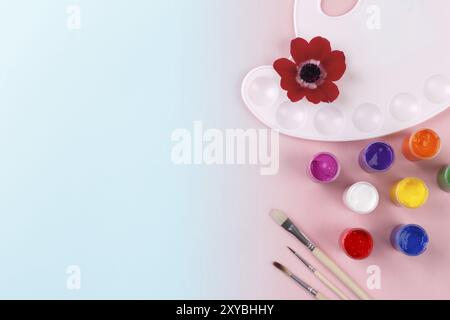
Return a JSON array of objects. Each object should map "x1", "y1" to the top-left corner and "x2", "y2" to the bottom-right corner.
[
  {"x1": 283, "y1": 220, "x2": 316, "y2": 251},
  {"x1": 291, "y1": 275, "x2": 317, "y2": 296}
]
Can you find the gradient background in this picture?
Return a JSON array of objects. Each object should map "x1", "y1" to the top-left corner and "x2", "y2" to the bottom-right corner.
[{"x1": 0, "y1": 0, "x2": 449, "y2": 300}]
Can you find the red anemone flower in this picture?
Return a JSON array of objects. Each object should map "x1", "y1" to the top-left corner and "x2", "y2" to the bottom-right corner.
[{"x1": 273, "y1": 37, "x2": 346, "y2": 104}]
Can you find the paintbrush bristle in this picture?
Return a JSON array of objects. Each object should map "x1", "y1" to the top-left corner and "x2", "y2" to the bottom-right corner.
[
  {"x1": 273, "y1": 261, "x2": 292, "y2": 277},
  {"x1": 287, "y1": 246, "x2": 295, "y2": 254},
  {"x1": 270, "y1": 209, "x2": 288, "y2": 226}
]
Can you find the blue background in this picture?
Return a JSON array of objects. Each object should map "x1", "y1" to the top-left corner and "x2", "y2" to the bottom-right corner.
[{"x1": 0, "y1": 0, "x2": 259, "y2": 298}]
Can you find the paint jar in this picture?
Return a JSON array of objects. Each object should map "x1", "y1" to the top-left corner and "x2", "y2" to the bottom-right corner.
[
  {"x1": 390, "y1": 178, "x2": 429, "y2": 209},
  {"x1": 402, "y1": 129, "x2": 441, "y2": 161},
  {"x1": 340, "y1": 228, "x2": 374, "y2": 260},
  {"x1": 359, "y1": 141, "x2": 395, "y2": 173},
  {"x1": 438, "y1": 165, "x2": 450, "y2": 193},
  {"x1": 390, "y1": 224, "x2": 429, "y2": 256},
  {"x1": 343, "y1": 182, "x2": 379, "y2": 214},
  {"x1": 308, "y1": 152, "x2": 340, "y2": 184}
]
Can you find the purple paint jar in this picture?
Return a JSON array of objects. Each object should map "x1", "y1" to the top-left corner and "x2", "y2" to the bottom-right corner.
[
  {"x1": 359, "y1": 141, "x2": 395, "y2": 173},
  {"x1": 308, "y1": 152, "x2": 340, "y2": 183}
]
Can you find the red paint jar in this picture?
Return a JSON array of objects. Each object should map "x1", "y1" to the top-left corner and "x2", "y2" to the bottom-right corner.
[{"x1": 340, "y1": 228, "x2": 374, "y2": 260}]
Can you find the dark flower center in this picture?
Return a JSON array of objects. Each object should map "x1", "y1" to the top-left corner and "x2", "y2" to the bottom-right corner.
[{"x1": 299, "y1": 63, "x2": 321, "y2": 83}]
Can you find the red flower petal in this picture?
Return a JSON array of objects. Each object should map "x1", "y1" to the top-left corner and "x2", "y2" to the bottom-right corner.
[
  {"x1": 280, "y1": 75, "x2": 299, "y2": 92},
  {"x1": 322, "y1": 50, "x2": 346, "y2": 81},
  {"x1": 273, "y1": 58, "x2": 297, "y2": 78},
  {"x1": 320, "y1": 81, "x2": 340, "y2": 103},
  {"x1": 305, "y1": 88, "x2": 325, "y2": 105},
  {"x1": 290, "y1": 38, "x2": 310, "y2": 64},
  {"x1": 287, "y1": 88, "x2": 306, "y2": 102},
  {"x1": 308, "y1": 37, "x2": 332, "y2": 61}
]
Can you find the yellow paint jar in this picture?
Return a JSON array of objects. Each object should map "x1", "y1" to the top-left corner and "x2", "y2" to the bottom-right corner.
[{"x1": 390, "y1": 178, "x2": 429, "y2": 209}]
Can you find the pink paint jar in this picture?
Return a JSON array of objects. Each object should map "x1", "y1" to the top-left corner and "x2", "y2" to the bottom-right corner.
[{"x1": 308, "y1": 152, "x2": 341, "y2": 184}]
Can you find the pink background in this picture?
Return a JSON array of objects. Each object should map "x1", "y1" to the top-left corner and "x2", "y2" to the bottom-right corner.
[{"x1": 237, "y1": 0, "x2": 450, "y2": 300}]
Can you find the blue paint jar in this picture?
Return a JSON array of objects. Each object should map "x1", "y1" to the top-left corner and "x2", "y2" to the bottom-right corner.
[
  {"x1": 359, "y1": 141, "x2": 395, "y2": 173},
  {"x1": 390, "y1": 224, "x2": 429, "y2": 256}
]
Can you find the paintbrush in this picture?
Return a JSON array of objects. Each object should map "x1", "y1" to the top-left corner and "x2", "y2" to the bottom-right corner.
[
  {"x1": 287, "y1": 246, "x2": 350, "y2": 300},
  {"x1": 273, "y1": 262, "x2": 328, "y2": 300},
  {"x1": 270, "y1": 209, "x2": 371, "y2": 300}
]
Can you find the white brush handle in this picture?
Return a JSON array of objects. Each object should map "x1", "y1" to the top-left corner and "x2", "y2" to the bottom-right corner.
[
  {"x1": 312, "y1": 247, "x2": 371, "y2": 300},
  {"x1": 315, "y1": 292, "x2": 328, "y2": 300},
  {"x1": 315, "y1": 270, "x2": 350, "y2": 300}
]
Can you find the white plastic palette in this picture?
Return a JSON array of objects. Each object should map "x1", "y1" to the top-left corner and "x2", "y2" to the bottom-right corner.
[{"x1": 242, "y1": 0, "x2": 450, "y2": 141}]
